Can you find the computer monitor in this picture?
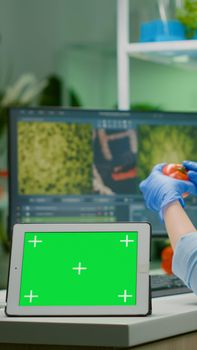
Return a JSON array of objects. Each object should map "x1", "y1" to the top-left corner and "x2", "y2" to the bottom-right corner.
[{"x1": 8, "y1": 108, "x2": 197, "y2": 237}]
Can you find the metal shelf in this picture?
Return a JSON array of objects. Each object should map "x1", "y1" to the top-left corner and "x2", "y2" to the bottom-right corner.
[{"x1": 127, "y1": 40, "x2": 197, "y2": 66}]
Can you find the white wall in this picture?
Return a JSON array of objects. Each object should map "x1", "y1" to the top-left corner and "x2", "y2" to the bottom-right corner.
[{"x1": 0, "y1": 0, "x2": 116, "y2": 85}]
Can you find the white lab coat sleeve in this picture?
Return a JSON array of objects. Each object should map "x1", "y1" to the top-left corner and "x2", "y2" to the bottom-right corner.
[{"x1": 172, "y1": 232, "x2": 197, "y2": 294}]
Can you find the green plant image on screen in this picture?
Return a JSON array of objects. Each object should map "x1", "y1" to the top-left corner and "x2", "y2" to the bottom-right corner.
[
  {"x1": 138, "y1": 125, "x2": 197, "y2": 180},
  {"x1": 18, "y1": 122, "x2": 93, "y2": 195},
  {"x1": 19, "y1": 232, "x2": 138, "y2": 306}
]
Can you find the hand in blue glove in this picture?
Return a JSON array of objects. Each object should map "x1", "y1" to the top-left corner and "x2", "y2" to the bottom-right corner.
[
  {"x1": 139, "y1": 163, "x2": 197, "y2": 220},
  {"x1": 183, "y1": 160, "x2": 197, "y2": 186}
]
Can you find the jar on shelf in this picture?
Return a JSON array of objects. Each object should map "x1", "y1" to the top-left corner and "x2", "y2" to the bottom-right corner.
[{"x1": 130, "y1": 0, "x2": 188, "y2": 42}]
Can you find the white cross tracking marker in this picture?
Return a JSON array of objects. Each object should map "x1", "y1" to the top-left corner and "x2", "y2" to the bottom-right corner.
[
  {"x1": 28, "y1": 235, "x2": 43, "y2": 248},
  {"x1": 72, "y1": 262, "x2": 87, "y2": 275},
  {"x1": 120, "y1": 234, "x2": 134, "y2": 248},
  {"x1": 24, "y1": 290, "x2": 39, "y2": 303},
  {"x1": 118, "y1": 290, "x2": 133, "y2": 303}
]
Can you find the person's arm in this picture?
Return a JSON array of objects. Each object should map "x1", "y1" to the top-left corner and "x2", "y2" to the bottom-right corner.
[
  {"x1": 164, "y1": 201, "x2": 197, "y2": 293},
  {"x1": 163, "y1": 200, "x2": 196, "y2": 250},
  {"x1": 139, "y1": 162, "x2": 197, "y2": 293}
]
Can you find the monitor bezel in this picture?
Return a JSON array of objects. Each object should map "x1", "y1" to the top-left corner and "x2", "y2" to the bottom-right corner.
[{"x1": 8, "y1": 107, "x2": 197, "y2": 239}]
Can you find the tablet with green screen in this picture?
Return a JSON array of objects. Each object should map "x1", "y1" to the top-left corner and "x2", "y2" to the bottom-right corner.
[{"x1": 6, "y1": 223, "x2": 151, "y2": 316}]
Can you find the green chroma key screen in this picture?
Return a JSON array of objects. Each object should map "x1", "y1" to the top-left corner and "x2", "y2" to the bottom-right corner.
[{"x1": 19, "y1": 231, "x2": 138, "y2": 306}]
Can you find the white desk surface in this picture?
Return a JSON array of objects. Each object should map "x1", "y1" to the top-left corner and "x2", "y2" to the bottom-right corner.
[{"x1": 1, "y1": 290, "x2": 197, "y2": 348}]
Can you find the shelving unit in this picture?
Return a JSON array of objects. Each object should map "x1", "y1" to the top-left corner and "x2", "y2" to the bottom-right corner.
[{"x1": 117, "y1": 0, "x2": 197, "y2": 109}]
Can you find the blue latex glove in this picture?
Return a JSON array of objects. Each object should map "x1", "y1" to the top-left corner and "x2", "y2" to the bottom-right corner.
[
  {"x1": 139, "y1": 163, "x2": 197, "y2": 220},
  {"x1": 183, "y1": 160, "x2": 197, "y2": 186}
]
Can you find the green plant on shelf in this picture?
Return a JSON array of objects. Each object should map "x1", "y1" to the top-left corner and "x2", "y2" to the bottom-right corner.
[{"x1": 176, "y1": 0, "x2": 197, "y2": 39}]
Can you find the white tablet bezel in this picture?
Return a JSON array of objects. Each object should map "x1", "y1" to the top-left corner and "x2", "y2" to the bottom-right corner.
[{"x1": 6, "y1": 223, "x2": 151, "y2": 316}]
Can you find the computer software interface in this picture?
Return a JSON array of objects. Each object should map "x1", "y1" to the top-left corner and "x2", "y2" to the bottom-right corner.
[{"x1": 9, "y1": 108, "x2": 197, "y2": 236}]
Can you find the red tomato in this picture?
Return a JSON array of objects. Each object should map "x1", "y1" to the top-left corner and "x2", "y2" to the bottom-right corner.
[
  {"x1": 162, "y1": 163, "x2": 189, "y2": 198},
  {"x1": 162, "y1": 163, "x2": 189, "y2": 181},
  {"x1": 161, "y1": 246, "x2": 173, "y2": 275}
]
